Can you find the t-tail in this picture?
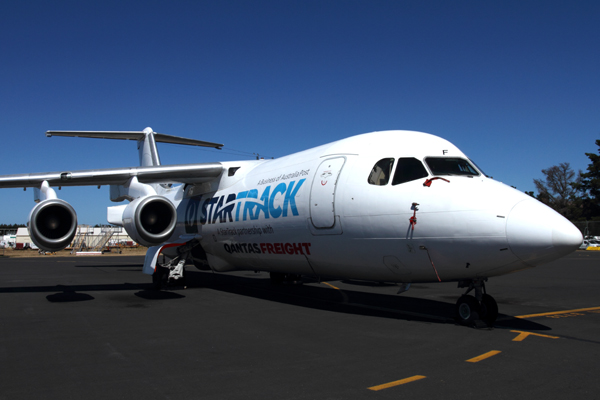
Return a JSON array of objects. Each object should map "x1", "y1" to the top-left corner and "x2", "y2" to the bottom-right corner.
[{"x1": 45, "y1": 127, "x2": 224, "y2": 167}]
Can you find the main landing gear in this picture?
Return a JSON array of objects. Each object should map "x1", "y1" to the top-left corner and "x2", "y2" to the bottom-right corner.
[
  {"x1": 152, "y1": 259, "x2": 186, "y2": 290},
  {"x1": 152, "y1": 241, "x2": 201, "y2": 290},
  {"x1": 455, "y1": 279, "x2": 498, "y2": 327}
]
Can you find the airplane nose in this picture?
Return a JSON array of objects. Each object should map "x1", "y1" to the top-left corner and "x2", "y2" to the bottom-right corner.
[{"x1": 506, "y1": 199, "x2": 583, "y2": 266}]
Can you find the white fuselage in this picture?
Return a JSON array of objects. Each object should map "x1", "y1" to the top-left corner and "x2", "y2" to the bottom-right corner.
[{"x1": 164, "y1": 131, "x2": 581, "y2": 283}]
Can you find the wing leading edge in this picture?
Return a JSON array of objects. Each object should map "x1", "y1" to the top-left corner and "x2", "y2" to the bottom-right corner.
[
  {"x1": 2, "y1": 127, "x2": 225, "y2": 188},
  {"x1": 0, "y1": 163, "x2": 224, "y2": 189}
]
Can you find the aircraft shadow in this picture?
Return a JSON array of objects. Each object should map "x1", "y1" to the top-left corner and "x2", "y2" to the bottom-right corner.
[
  {"x1": 0, "y1": 265, "x2": 549, "y2": 330},
  {"x1": 0, "y1": 282, "x2": 185, "y2": 302},
  {"x1": 75, "y1": 264, "x2": 143, "y2": 269},
  {"x1": 184, "y1": 271, "x2": 551, "y2": 331}
]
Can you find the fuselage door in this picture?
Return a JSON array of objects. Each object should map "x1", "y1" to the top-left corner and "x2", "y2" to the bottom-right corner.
[{"x1": 310, "y1": 157, "x2": 346, "y2": 229}]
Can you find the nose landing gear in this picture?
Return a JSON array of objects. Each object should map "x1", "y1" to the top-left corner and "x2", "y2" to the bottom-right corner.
[{"x1": 456, "y1": 279, "x2": 498, "y2": 327}]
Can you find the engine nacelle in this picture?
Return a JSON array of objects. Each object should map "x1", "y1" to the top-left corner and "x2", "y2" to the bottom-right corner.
[
  {"x1": 122, "y1": 195, "x2": 177, "y2": 247},
  {"x1": 28, "y1": 199, "x2": 78, "y2": 252}
]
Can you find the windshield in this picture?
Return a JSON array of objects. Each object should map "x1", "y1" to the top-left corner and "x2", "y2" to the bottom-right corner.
[
  {"x1": 469, "y1": 158, "x2": 488, "y2": 177},
  {"x1": 368, "y1": 158, "x2": 394, "y2": 185},
  {"x1": 425, "y1": 157, "x2": 479, "y2": 176},
  {"x1": 392, "y1": 158, "x2": 429, "y2": 185}
]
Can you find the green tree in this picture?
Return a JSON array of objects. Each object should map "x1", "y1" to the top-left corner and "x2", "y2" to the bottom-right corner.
[
  {"x1": 533, "y1": 162, "x2": 581, "y2": 219},
  {"x1": 573, "y1": 139, "x2": 600, "y2": 219}
]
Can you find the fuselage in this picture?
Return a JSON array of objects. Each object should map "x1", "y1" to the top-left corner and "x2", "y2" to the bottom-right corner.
[{"x1": 166, "y1": 130, "x2": 582, "y2": 283}]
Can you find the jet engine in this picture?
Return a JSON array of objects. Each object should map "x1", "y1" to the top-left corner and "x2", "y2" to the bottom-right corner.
[
  {"x1": 28, "y1": 199, "x2": 78, "y2": 252},
  {"x1": 122, "y1": 195, "x2": 177, "y2": 247}
]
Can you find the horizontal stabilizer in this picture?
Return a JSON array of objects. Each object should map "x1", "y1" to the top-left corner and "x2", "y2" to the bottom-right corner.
[{"x1": 46, "y1": 130, "x2": 223, "y2": 149}]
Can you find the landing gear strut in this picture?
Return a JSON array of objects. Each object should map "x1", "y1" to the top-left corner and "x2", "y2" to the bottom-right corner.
[
  {"x1": 152, "y1": 257, "x2": 187, "y2": 289},
  {"x1": 152, "y1": 240, "x2": 201, "y2": 290},
  {"x1": 455, "y1": 279, "x2": 498, "y2": 327}
]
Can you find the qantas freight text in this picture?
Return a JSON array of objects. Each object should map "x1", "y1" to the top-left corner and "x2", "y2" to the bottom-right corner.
[{"x1": 224, "y1": 242, "x2": 312, "y2": 255}]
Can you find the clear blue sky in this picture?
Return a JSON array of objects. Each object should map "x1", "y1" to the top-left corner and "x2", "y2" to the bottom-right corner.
[{"x1": 1, "y1": 0, "x2": 599, "y2": 224}]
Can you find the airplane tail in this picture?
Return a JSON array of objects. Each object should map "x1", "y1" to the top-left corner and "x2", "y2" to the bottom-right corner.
[
  {"x1": 139, "y1": 127, "x2": 160, "y2": 166},
  {"x1": 45, "y1": 127, "x2": 224, "y2": 167}
]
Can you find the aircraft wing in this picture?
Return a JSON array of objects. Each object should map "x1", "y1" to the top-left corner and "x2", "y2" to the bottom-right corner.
[{"x1": 0, "y1": 163, "x2": 223, "y2": 188}]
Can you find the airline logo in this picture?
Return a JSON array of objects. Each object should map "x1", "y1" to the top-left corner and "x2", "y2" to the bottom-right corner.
[
  {"x1": 224, "y1": 242, "x2": 312, "y2": 255},
  {"x1": 185, "y1": 179, "x2": 306, "y2": 233}
]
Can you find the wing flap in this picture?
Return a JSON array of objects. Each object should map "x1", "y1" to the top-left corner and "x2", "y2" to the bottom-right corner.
[{"x1": 0, "y1": 163, "x2": 223, "y2": 188}]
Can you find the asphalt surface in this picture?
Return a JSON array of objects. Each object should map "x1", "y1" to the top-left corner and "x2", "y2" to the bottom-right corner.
[{"x1": 1, "y1": 251, "x2": 599, "y2": 399}]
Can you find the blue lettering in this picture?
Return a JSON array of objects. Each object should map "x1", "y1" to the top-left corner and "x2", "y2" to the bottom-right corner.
[
  {"x1": 200, "y1": 198, "x2": 210, "y2": 224},
  {"x1": 184, "y1": 199, "x2": 200, "y2": 233},
  {"x1": 201, "y1": 179, "x2": 306, "y2": 225},
  {"x1": 254, "y1": 186, "x2": 270, "y2": 220},
  {"x1": 222, "y1": 193, "x2": 236, "y2": 223},
  {"x1": 235, "y1": 191, "x2": 248, "y2": 221},
  {"x1": 206, "y1": 197, "x2": 219, "y2": 224},
  {"x1": 269, "y1": 183, "x2": 286, "y2": 218},
  {"x1": 211, "y1": 196, "x2": 224, "y2": 224},
  {"x1": 243, "y1": 189, "x2": 258, "y2": 221},
  {"x1": 283, "y1": 179, "x2": 305, "y2": 217}
]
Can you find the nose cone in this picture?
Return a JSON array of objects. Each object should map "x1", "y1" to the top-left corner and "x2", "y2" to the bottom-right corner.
[{"x1": 506, "y1": 199, "x2": 583, "y2": 266}]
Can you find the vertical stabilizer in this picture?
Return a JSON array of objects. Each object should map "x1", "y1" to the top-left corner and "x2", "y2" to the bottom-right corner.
[{"x1": 138, "y1": 127, "x2": 161, "y2": 167}]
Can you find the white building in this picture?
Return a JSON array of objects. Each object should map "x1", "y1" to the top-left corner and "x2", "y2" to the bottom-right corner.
[{"x1": 15, "y1": 225, "x2": 135, "y2": 250}]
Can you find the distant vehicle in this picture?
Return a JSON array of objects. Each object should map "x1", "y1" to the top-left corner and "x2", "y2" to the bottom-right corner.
[{"x1": 580, "y1": 240, "x2": 600, "y2": 250}]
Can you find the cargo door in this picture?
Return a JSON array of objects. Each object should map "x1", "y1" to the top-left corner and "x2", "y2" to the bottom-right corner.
[{"x1": 310, "y1": 157, "x2": 346, "y2": 229}]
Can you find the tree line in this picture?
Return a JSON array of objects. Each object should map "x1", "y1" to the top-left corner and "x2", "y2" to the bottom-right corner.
[
  {"x1": 531, "y1": 139, "x2": 600, "y2": 221},
  {"x1": 0, "y1": 224, "x2": 25, "y2": 230}
]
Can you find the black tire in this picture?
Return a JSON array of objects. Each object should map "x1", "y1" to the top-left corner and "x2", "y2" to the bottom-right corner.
[
  {"x1": 270, "y1": 272, "x2": 285, "y2": 285},
  {"x1": 455, "y1": 295, "x2": 480, "y2": 325},
  {"x1": 480, "y1": 294, "x2": 498, "y2": 326},
  {"x1": 152, "y1": 265, "x2": 169, "y2": 290}
]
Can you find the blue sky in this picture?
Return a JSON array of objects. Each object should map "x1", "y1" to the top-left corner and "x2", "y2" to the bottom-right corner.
[{"x1": 1, "y1": 0, "x2": 599, "y2": 224}]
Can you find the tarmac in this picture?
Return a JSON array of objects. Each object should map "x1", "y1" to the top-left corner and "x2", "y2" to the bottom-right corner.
[{"x1": 1, "y1": 250, "x2": 599, "y2": 399}]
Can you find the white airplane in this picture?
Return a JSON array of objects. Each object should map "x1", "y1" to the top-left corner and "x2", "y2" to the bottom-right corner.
[{"x1": 0, "y1": 127, "x2": 583, "y2": 326}]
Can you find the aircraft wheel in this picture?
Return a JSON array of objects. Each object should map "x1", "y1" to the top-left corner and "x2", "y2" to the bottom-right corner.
[
  {"x1": 455, "y1": 295, "x2": 480, "y2": 325},
  {"x1": 152, "y1": 265, "x2": 169, "y2": 290},
  {"x1": 270, "y1": 272, "x2": 285, "y2": 285},
  {"x1": 480, "y1": 294, "x2": 498, "y2": 326}
]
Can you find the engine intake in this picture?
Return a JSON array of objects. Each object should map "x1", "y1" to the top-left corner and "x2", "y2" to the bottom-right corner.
[
  {"x1": 122, "y1": 195, "x2": 177, "y2": 247},
  {"x1": 28, "y1": 199, "x2": 78, "y2": 252}
]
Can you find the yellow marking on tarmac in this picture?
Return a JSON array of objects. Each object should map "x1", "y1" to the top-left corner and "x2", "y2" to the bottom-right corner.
[
  {"x1": 466, "y1": 350, "x2": 501, "y2": 363},
  {"x1": 320, "y1": 281, "x2": 349, "y2": 303},
  {"x1": 368, "y1": 375, "x2": 426, "y2": 391},
  {"x1": 511, "y1": 330, "x2": 560, "y2": 342},
  {"x1": 516, "y1": 306, "x2": 600, "y2": 319},
  {"x1": 321, "y1": 282, "x2": 340, "y2": 290}
]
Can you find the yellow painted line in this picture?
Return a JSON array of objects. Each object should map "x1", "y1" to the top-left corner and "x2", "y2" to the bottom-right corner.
[
  {"x1": 319, "y1": 281, "x2": 349, "y2": 303},
  {"x1": 466, "y1": 350, "x2": 501, "y2": 363},
  {"x1": 321, "y1": 282, "x2": 340, "y2": 290},
  {"x1": 510, "y1": 330, "x2": 560, "y2": 342},
  {"x1": 516, "y1": 306, "x2": 600, "y2": 319},
  {"x1": 368, "y1": 375, "x2": 426, "y2": 391}
]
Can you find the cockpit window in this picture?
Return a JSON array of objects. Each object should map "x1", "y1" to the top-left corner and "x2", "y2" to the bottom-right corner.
[
  {"x1": 469, "y1": 159, "x2": 488, "y2": 177},
  {"x1": 425, "y1": 157, "x2": 479, "y2": 176},
  {"x1": 392, "y1": 158, "x2": 429, "y2": 185},
  {"x1": 368, "y1": 158, "x2": 394, "y2": 185}
]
